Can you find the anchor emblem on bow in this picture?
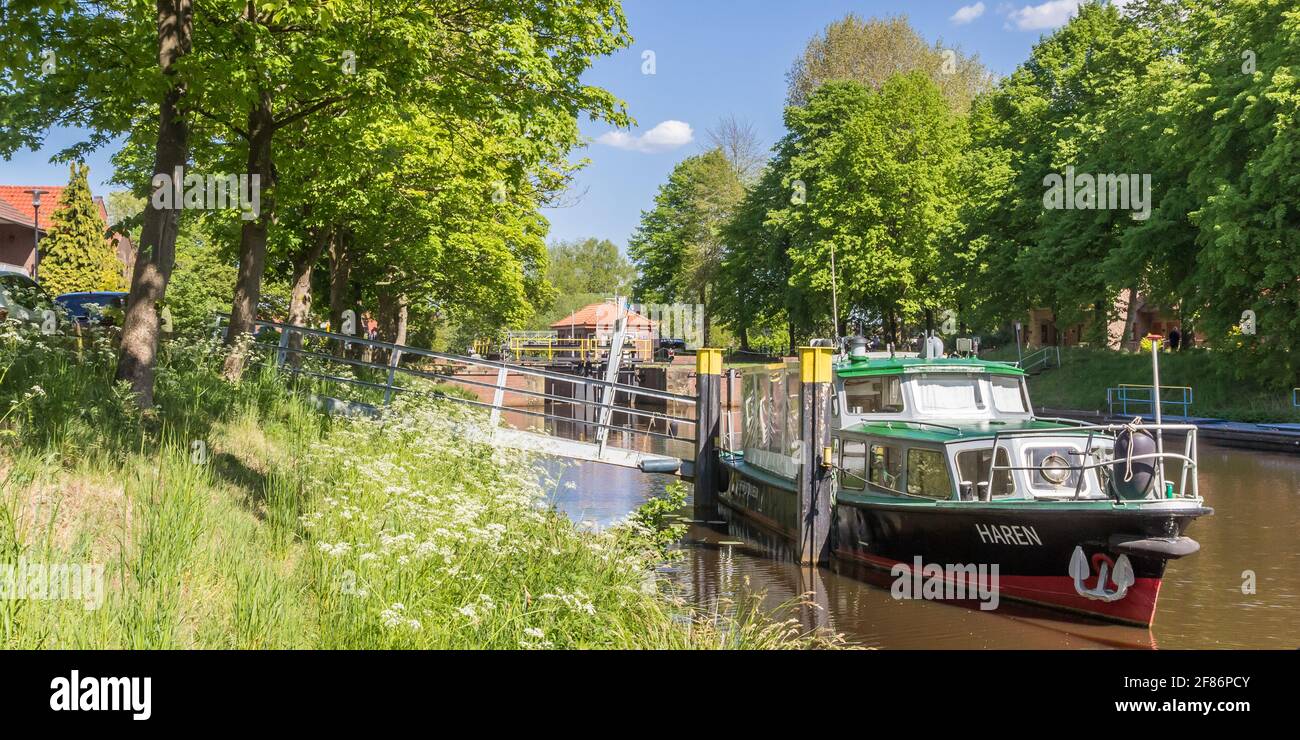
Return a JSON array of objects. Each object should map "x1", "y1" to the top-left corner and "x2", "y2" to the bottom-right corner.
[{"x1": 1069, "y1": 546, "x2": 1135, "y2": 602}]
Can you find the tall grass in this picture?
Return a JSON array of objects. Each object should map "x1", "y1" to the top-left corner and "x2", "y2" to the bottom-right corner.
[{"x1": 0, "y1": 322, "x2": 837, "y2": 649}]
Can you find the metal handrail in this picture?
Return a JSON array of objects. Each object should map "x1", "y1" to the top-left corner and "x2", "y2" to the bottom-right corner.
[
  {"x1": 981, "y1": 423, "x2": 1199, "y2": 500},
  {"x1": 874, "y1": 420, "x2": 967, "y2": 435},
  {"x1": 1107, "y1": 384, "x2": 1193, "y2": 418},
  {"x1": 215, "y1": 316, "x2": 700, "y2": 448},
  {"x1": 282, "y1": 344, "x2": 693, "y2": 430},
  {"x1": 1019, "y1": 345, "x2": 1061, "y2": 372},
  {"x1": 1031, "y1": 416, "x2": 1095, "y2": 427},
  {"x1": 214, "y1": 315, "x2": 695, "y2": 405}
]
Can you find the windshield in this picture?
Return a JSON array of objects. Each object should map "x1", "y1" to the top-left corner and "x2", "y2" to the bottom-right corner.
[
  {"x1": 912, "y1": 373, "x2": 1030, "y2": 417},
  {"x1": 843, "y1": 375, "x2": 904, "y2": 414},
  {"x1": 0, "y1": 274, "x2": 53, "y2": 311},
  {"x1": 991, "y1": 376, "x2": 1028, "y2": 413},
  {"x1": 914, "y1": 374, "x2": 985, "y2": 415}
]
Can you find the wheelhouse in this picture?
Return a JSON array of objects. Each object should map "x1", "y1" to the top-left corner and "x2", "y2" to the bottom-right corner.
[{"x1": 831, "y1": 355, "x2": 1179, "y2": 503}]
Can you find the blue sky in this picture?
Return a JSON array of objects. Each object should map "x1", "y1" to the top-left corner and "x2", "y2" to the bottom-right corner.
[
  {"x1": 0, "y1": 1, "x2": 1104, "y2": 246},
  {"x1": 545, "y1": 0, "x2": 1110, "y2": 251}
]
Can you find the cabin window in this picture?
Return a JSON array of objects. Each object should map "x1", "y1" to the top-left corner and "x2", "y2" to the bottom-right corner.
[
  {"x1": 955, "y1": 447, "x2": 1017, "y2": 499},
  {"x1": 840, "y1": 439, "x2": 867, "y2": 489},
  {"x1": 991, "y1": 376, "x2": 1028, "y2": 413},
  {"x1": 844, "y1": 376, "x2": 904, "y2": 414},
  {"x1": 914, "y1": 375, "x2": 985, "y2": 415},
  {"x1": 868, "y1": 444, "x2": 903, "y2": 492},
  {"x1": 907, "y1": 448, "x2": 954, "y2": 500}
]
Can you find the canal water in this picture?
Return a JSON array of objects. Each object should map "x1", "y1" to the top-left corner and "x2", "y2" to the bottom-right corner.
[{"x1": 511, "y1": 413, "x2": 1299, "y2": 649}]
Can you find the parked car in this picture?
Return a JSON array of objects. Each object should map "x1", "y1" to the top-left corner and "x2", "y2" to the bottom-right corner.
[
  {"x1": 0, "y1": 269, "x2": 57, "y2": 329},
  {"x1": 55, "y1": 291, "x2": 128, "y2": 327},
  {"x1": 658, "y1": 337, "x2": 688, "y2": 352}
]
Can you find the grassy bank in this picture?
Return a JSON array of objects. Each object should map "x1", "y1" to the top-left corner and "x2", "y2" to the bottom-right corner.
[
  {"x1": 0, "y1": 324, "x2": 834, "y2": 649},
  {"x1": 986, "y1": 346, "x2": 1300, "y2": 424}
]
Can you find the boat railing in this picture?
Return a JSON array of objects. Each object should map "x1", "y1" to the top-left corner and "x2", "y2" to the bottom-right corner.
[
  {"x1": 980, "y1": 423, "x2": 1199, "y2": 501},
  {"x1": 878, "y1": 420, "x2": 968, "y2": 435},
  {"x1": 1031, "y1": 415, "x2": 1094, "y2": 427}
]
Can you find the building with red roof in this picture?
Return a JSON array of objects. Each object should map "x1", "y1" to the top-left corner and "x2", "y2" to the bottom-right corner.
[
  {"x1": 549, "y1": 301, "x2": 658, "y2": 361},
  {"x1": 0, "y1": 185, "x2": 135, "y2": 282}
]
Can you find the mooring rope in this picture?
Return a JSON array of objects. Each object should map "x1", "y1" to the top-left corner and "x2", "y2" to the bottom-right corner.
[{"x1": 1122, "y1": 415, "x2": 1144, "y2": 483}]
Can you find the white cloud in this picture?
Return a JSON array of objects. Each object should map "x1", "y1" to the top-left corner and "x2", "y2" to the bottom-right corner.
[
  {"x1": 596, "y1": 120, "x2": 694, "y2": 153},
  {"x1": 950, "y1": 3, "x2": 986, "y2": 25},
  {"x1": 1005, "y1": 0, "x2": 1082, "y2": 30}
]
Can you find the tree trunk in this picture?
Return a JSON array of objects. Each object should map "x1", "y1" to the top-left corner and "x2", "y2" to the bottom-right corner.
[
  {"x1": 377, "y1": 285, "x2": 408, "y2": 364},
  {"x1": 699, "y1": 288, "x2": 711, "y2": 348},
  {"x1": 115, "y1": 0, "x2": 193, "y2": 409},
  {"x1": 328, "y1": 230, "x2": 351, "y2": 355},
  {"x1": 221, "y1": 90, "x2": 275, "y2": 380},
  {"x1": 285, "y1": 226, "x2": 331, "y2": 365},
  {"x1": 1120, "y1": 286, "x2": 1140, "y2": 351}
]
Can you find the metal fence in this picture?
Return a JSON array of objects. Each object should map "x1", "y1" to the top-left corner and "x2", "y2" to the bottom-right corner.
[
  {"x1": 1107, "y1": 383, "x2": 1193, "y2": 419},
  {"x1": 213, "y1": 316, "x2": 697, "y2": 450}
]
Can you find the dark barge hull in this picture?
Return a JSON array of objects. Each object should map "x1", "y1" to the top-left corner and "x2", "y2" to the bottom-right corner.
[{"x1": 719, "y1": 460, "x2": 1210, "y2": 627}]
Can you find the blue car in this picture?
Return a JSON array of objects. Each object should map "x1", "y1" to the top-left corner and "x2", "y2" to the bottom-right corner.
[{"x1": 55, "y1": 291, "x2": 128, "y2": 327}]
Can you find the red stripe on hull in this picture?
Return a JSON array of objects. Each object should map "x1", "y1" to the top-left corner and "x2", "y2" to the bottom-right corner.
[{"x1": 837, "y1": 550, "x2": 1163, "y2": 627}]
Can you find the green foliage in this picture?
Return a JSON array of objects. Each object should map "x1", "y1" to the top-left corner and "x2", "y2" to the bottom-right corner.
[
  {"x1": 786, "y1": 13, "x2": 993, "y2": 112},
  {"x1": 37, "y1": 163, "x2": 123, "y2": 297},
  {"x1": 628, "y1": 482, "x2": 689, "y2": 554},
  {"x1": 0, "y1": 329, "x2": 837, "y2": 649},
  {"x1": 3, "y1": 0, "x2": 634, "y2": 395},
  {"x1": 166, "y1": 229, "x2": 238, "y2": 336},
  {"x1": 961, "y1": 0, "x2": 1300, "y2": 384},
  {"x1": 546, "y1": 238, "x2": 635, "y2": 298},
  {"x1": 718, "y1": 75, "x2": 966, "y2": 346},
  {"x1": 629, "y1": 149, "x2": 744, "y2": 345}
]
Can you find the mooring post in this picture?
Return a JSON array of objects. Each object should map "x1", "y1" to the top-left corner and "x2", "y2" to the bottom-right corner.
[
  {"x1": 797, "y1": 346, "x2": 834, "y2": 566},
  {"x1": 694, "y1": 348, "x2": 723, "y2": 515},
  {"x1": 275, "y1": 326, "x2": 290, "y2": 368}
]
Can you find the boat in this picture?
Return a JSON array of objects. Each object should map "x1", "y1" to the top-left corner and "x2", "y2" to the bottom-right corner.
[{"x1": 717, "y1": 336, "x2": 1212, "y2": 626}]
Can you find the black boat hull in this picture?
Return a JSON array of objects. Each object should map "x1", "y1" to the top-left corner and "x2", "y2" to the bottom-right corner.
[{"x1": 718, "y1": 461, "x2": 1210, "y2": 626}]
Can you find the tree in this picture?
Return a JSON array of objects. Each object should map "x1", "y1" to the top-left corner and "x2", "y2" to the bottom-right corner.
[
  {"x1": 960, "y1": 1, "x2": 1161, "y2": 343},
  {"x1": 705, "y1": 115, "x2": 765, "y2": 184},
  {"x1": 2, "y1": 0, "x2": 197, "y2": 407},
  {"x1": 786, "y1": 14, "x2": 993, "y2": 112},
  {"x1": 546, "y1": 238, "x2": 635, "y2": 297},
  {"x1": 38, "y1": 162, "x2": 124, "y2": 297},
  {"x1": 772, "y1": 76, "x2": 967, "y2": 342},
  {"x1": 197, "y1": 1, "x2": 632, "y2": 380},
  {"x1": 628, "y1": 149, "x2": 745, "y2": 345}
]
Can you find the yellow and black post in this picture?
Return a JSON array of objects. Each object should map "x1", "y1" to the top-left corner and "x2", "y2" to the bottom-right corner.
[
  {"x1": 797, "y1": 346, "x2": 834, "y2": 565},
  {"x1": 694, "y1": 348, "x2": 723, "y2": 515}
]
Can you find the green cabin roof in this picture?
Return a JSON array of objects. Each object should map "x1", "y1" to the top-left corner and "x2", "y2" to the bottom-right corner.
[
  {"x1": 835, "y1": 355, "x2": 1025, "y2": 379},
  {"x1": 843, "y1": 418, "x2": 1082, "y2": 444}
]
